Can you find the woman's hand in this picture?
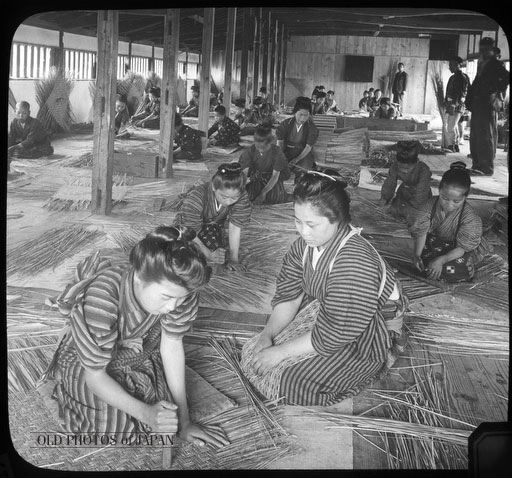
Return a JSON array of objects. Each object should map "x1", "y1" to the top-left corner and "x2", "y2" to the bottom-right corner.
[
  {"x1": 253, "y1": 192, "x2": 267, "y2": 206},
  {"x1": 252, "y1": 346, "x2": 286, "y2": 375},
  {"x1": 144, "y1": 401, "x2": 179, "y2": 434},
  {"x1": 253, "y1": 331, "x2": 273, "y2": 356},
  {"x1": 413, "y1": 255, "x2": 425, "y2": 272},
  {"x1": 426, "y1": 256, "x2": 445, "y2": 280},
  {"x1": 179, "y1": 422, "x2": 230, "y2": 448},
  {"x1": 209, "y1": 248, "x2": 226, "y2": 264},
  {"x1": 225, "y1": 259, "x2": 247, "y2": 272}
]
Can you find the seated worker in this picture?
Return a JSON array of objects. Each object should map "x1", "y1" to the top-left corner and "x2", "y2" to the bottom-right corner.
[
  {"x1": 312, "y1": 91, "x2": 327, "y2": 115},
  {"x1": 234, "y1": 97, "x2": 267, "y2": 136},
  {"x1": 131, "y1": 87, "x2": 161, "y2": 128},
  {"x1": 114, "y1": 96, "x2": 131, "y2": 138},
  {"x1": 381, "y1": 140, "x2": 432, "y2": 226},
  {"x1": 240, "y1": 170, "x2": 408, "y2": 405},
  {"x1": 325, "y1": 90, "x2": 340, "y2": 113},
  {"x1": 409, "y1": 161, "x2": 491, "y2": 282},
  {"x1": 358, "y1": 90, "x2": 370, "y2": 111},
  {"x1": 182, "y1": 86, "x2": 200, "y2": 117},
  {"x1": 44, "y1": 224, "x2": 229, "y2": 448},
  {"x1": 8, "y1": 101, "x2": 54, "y2": 171},
  {"x1": 276, "y1": 97, "x2": 319, "y2": 175},
  {"x1": 174, "y1": 163, "x2": 252, "y2": 272},
  {"x1": 172, "y1": 112, "x2": 203, "y2": 162},
  {"x1": 239, "y1": 124, "x2": 291, "y2": 205},
  {"x1": 233, "y1": 98, "x2": 254, "y2": 134},
  {"x1": 374, "y1": 97, "x2": 397, "y2": 119},
  {"x1": 207, "y1": 105, "x2": 241, "y2": 147},
  {"x1": 259, "y1": 86, "x2": 269, "y2": 103},
  {"x1": 368, "y1": 89, "x2": 383, "y2": 116}
]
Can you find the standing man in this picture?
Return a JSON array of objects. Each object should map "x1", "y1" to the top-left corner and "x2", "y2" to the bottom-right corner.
[
  {"x1": 466, "y1": 37, "x2": 509, "y2": 176},
  {"x1": 444, "y1": 57, "x2": 470, "y2": 153},
  {"x1": 392, "y1": 63, "x2": 408, "y2": 116}
]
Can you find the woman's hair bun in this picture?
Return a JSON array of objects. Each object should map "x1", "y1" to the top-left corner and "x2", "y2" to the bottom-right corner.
[
  {"x1": 148, "y1": 225, "x2": 196, "y2": 243},
  {"x1": 450, "y1": 161, "x2": 468, "y2": 171},
  {"x1": 218, "y1": 162, "x2": 242, "y2": 176}
]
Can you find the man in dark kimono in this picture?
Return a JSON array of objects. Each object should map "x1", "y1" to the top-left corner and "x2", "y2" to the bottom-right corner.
[
  {"x1": 8, "y1": 101, "x2": 54, "y2": 171},
  {"x1": 392, "y1": 63, "x2": 408, "y2": 115},
  {"x1": 466, "y1": 37, "x2": 509, "y2": 176}
]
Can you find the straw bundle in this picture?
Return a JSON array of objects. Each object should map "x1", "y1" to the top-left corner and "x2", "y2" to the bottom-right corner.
[
  {"x1": 61, "y1": 151, "x2": 93, "y2": 168},
  {"x1": 240, "y1": 300, "x2": 320, "y2": 401},
  {"x1": 454, "y1": 281, "x2": 509, "y2": 312},
  {"x1": 325, "y1": 128, "x2": 370, "y2": 169},
  {"x1": 406, "y1": 312, "x2": 509, "y2": 358},
  {"x1": 44, "y1": 175, "x2": 129, "y2": 211},
  {"x1": 367, "y1": 130, "x2": 438, "y2": 142},
  {"x1": 35, "y1": 68, "x2": 74, "y2": 133},
  {"x1": 430, "y1": 65, "x2": 448, "y2": 149},
  {"x1": 7, "y1": 226, "x2": 105, "y2": 278}
]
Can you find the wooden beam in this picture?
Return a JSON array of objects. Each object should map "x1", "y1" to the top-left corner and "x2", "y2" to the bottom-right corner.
[
  {"x1": 223, "y1": 8, "x2": 236, "y2": 110},
  {"x1": 261, "y1": 10, "x2": 270, "y2": 91},
  {"x1": 252, "y1": 9, "x2": 261, "y2": 101},
  {"x1": 275, "y1": 22, "x2": 282, "y2": 108},
  {"x1": 160, "y1": 9, "x2": 180, "y2": 179},
  {"x1": 198, "y1": 8, "x2": 215, "y2": 147},
  {"x1": 239, "y1": 8, "x2": 250, "y2": 103},
  {"x1": 91, "y1": 10, "x2": 118, "y2": 215},
  {"x1": 279, "y1": 26, "x2": 287, "y2": 108},
  {"x1": 269, "y1": 18, "x2": 278, "y2": 106}
]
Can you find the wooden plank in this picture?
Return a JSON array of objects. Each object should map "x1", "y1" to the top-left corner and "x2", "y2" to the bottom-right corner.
[
  {"x1": 223, "y1": 8, "x2": 236, "y2": 109},
  {"x1": 91, "y1": 10, "x2": 118, "y2": 215},
  {"x1": 269, "y1": 18, "x2": 278, "y2": 105},
  {"x1": 261, "y1": 10, "x2": 270, "y2": 90},
  {"x1": 275, "y1": 22, "x2": 282, "y2": 107},
  {"x1": 280, "y1": 27, "x2": 288, "y2": 106},
  {"x1": 252, "y1": 9, "x2": 261, "y2": 100},
  {"x1": 239, "y1": 8, "x2": 250, "y2": 103},
  {"x1": 160, "y1": 9, "x2": 180, "y2": 179},
  {"x1": 198, "y1": 8, "x2": 215, "y2": 146}
]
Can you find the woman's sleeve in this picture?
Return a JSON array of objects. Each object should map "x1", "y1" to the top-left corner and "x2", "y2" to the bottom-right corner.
[
  {"x1": 275, "y1": 119, "x2": 288, "y2": 141},
  {"x1": 238, "y1": 148, "x2": 253, "y2": 172},
  {"x1": 179, "y1": 185, "x2": 206, "y2": 232},
  {"x1": 71, "y1": 274, "x2": 120, "y2": 370},
  {"x1": 228, "y1": 192, "x2": 252, "y2": 229},
  {"x1": 456, "y1": 207, "x2": 483, "y2": 252},
  {"x1": 409, "y1": 162, "x2": 432, "y2": 209},
  {"x1": 161, "y1": 293, "x2": 199, "y2": 339},
  {"x1": 311, "y1": 248, "x2": 381, "y2": 357},
  {"x1": 272, "y1": 147, "x2": 291, "y2": 180},
  {"x1": 381, "y1": 162, "x2": 398, "y2": 201},
  {"x1": 306, "y1": 123, "x2": 320, "y2": 146},
  {"x1": 408, "y1": 198, "x2": 434, "y2": 239},
  {"x1": 271, "y1": 239, "x2": 305, "y2": 307}
]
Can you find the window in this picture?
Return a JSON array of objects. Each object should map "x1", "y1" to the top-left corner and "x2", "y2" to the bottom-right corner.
[
  {"x1": 344, "y1": 56, "x2": 374, "y2": 82},
  {"x1": 64, "y1": 49, "x2": 97, "y2": 80},
  {"x1": 10, "y1": 43, "x2": 52, "y2": 79}
]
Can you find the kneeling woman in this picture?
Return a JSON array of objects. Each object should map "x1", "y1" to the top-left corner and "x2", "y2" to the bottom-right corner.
[
  {"x1": 46, "y1": 226, "x2": 228, "y2": 446},
  {"x1": 239, "y1": 124, "x2": 291, "y2": 205},
  {"x1": 410, "y1": 162, "x2": 490, "y2": 282},
  {"x1": 241, "y1": 171, "x2": 408, "y2": 406},
  {"x1": 175, "y1": 163, "x2": 252, "y2": 271}
]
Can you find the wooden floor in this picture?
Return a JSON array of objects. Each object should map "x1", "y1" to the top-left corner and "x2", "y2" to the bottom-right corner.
[{"x1": 6, "y1": 123, "x2": 509, "y2": 471}]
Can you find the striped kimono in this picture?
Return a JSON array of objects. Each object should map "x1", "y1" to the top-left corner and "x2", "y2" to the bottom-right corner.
[
  {"x1": 409, "y1": 197, "x2": 491, "y2": 276},
  {"x1": 48, "y1": 265, "x2": 199, "y2": 435},
  {"x1": 267, "y1": 226, "x2": 407, "y2": 406},
  {"x1": 174, "y1": 181, "x2": 252, "y2": 251}
]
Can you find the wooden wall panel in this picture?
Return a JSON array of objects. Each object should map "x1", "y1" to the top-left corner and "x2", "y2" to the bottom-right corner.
[{"x1": 285, "y1": 35, "x2": 431, "y2": 113}]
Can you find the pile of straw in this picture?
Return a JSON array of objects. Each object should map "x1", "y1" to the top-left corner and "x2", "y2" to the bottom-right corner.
[
  {"x1": 367, "y1": 130, "x2": 438, "y2": 142},
  {"x1": 430, "y1": 64, "x2": 448, "y2": 149},
  {"x1": 7, "y1": 226, "x2": 105, "y2": 278},
  {"x1": 406, "y1": 312, "x2": 509, "y2": 358},
  {"x1": 61, "y1": 151, "x2": 93, "y2": 168}
]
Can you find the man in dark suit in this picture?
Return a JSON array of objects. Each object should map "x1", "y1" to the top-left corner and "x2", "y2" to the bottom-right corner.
[{"x1": 392, "y1": 63, "x2": 408, "y2": 115}]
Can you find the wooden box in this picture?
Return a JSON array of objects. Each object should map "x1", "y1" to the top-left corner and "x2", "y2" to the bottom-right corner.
[{"x1": 113, "y1": 151, "x2": 159, "y2": 178}]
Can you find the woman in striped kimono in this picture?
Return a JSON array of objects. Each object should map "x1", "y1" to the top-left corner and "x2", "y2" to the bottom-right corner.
[
  {"x1": 174, "y1": 163, "x2": 252, "y2": 271},
  {"x1": 241, "y1": 171, "x2": 408, "y2": 406},
  {"x1": 410, "y1": 161, "x2": 490, "y2": 282},
  {"x1": 46, "y1": 226, "x2": 228, "y2": 447}
]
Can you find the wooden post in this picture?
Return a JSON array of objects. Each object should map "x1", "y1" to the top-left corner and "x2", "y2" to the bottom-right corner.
[
  {"x1": 198, "y1": 8, "x2": 215, "y2": 147},
  {"x1": 149, "y1": 44, "x2": 155, "y2": 73},
  {"x1": 269, "y1": 18, "x2": 277, "y2": 106},
  {"x1": 223, "y1": 8, "x2": 236, "y2": 110},
  {"x1": 160, "y1": 9, "x2": 180, "y2": 179},
  {"x1": 127, "y1": 41, "x2": 132, "y2": 74},
  {"x1": 91, "y1": 10, "x2": 118, "y2": 215},
  {"x1": 275, "y1": 22, "x2": 282, "y2": 107},
  {"x1": 239, "y1": 8, "x2": 251, "y2": 104},
  {"x1": 280, "y1": 26, "x2": 287, "y2": 108},
  {"x1": 252, "y1": 9, "x2": 261, "y2": 101},
  {"x1": 261, "y1": 10, "x2": 269, "y2": 92}
]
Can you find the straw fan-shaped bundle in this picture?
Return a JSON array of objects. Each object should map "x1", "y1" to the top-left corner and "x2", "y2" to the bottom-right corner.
[
  {"x1": 430, "y1": 64, "x2": 449, "y2": 149},
  {"x1": 35, "y1": 67, "x2": 74, "y2": 134},
  {"x1": 7, "y1": 226, "x2": 105, "y2": 278},
  {"x1": 240, "y1": 300, "x2": 320, "y2": 401},
  {"x1": 117, "y1": 71, "x2": 147, "y2": 116}
]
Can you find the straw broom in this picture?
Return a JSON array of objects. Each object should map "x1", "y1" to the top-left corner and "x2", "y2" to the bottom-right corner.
[{"x1": 430, "y1": 64, "x2": 449, "y2": 149}]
